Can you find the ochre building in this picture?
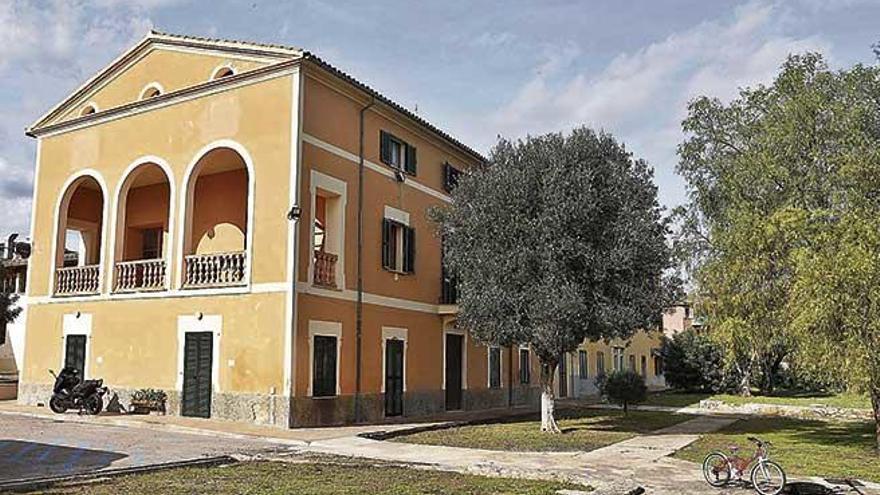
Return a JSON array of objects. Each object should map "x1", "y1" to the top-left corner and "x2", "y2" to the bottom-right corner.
[{"x1": 20, "y1": 32, "x2": 666, "y2": 426}]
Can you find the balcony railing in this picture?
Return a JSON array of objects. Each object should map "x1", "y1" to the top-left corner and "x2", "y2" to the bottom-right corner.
[
  {"x1": 440, "y1": 268, "x2": 458, "y2": 305},
  {"x1": 115, "y1": 259, "x2": 166, "y2": 292},
  {"x1": 55, "y1": 265, "x2": 100, "y2": 295},
  {"x1": 313, "y1": 250, "x2": 338, "y2": 288},
  {"x1": 183, "y1": 251, "x2": 246, "y2": 289}
]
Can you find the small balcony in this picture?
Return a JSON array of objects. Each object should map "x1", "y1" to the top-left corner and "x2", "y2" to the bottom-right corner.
[
  {"x1": 114, "y1": 259, "x2": 166, "y2": 292},
  {"x1": 441, "y1": 272, "x2": 458, "y2": 305},
  {"x1": 183, "y1": 251, "x2": 246, "y2": 289},
  {"x1": 313, "y1": 250, "x2": 338, "y2": 288},
  {"x1": 55, "y1": 265, "x2": 100, "y2": 296}
]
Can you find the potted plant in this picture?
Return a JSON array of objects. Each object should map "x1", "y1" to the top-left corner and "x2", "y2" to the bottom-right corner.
[{"x1": 129, "y1": 388, "x2": 167, "y2": 415}]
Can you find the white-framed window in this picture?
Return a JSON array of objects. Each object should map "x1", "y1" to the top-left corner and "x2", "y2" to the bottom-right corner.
[
  {"x1": 519, "y1": 346, "x2": 530, "y2": 384},
  {"x1": 596, "y1": 351, "x2": 606, "y2": 376},
  {"x1": 578, "y1": 350, "x2": 588, "y2": 379},
  {"x1": 382, "y1": 206, "x2": 414, "y2": 274},
  {"x1": 612, "y1": 347, "x2": 624, "y2": 372},
  {"x1": 308, "y1": 320, "x2": 342, "y2": 398},
  {"x1": 309, "y1": 171, "x2": 347, "y2": 289},
  {"x1": 488, "y1": 346, "x2": 502, "y2": 388},
  {"x1": 211, "y1": 65, "x2": 236, "y2": 80},
  {"x1": 628, "y1": 354, "x2": 636, "y2": 372},
  {"x1": 79, "y1": 103, "x2": 98, "y2": 116},
  {"x1": 379, "y1": 130, "x2": 417, "y2": 176},
  {"x1": 139, "y1": 82, "x2": 164, "y2": 100}
]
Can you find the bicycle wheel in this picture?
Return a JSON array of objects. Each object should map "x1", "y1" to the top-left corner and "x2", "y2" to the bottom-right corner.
[
  {"x1": 751, "y1": 460, "x2": 786, "y2": 495},
  {"x1": 703, "y1": 452, "x2": 731, "y2": 487}
]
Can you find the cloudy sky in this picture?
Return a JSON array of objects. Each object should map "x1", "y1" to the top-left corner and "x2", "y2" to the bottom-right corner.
[{"x1": 1, "y1": 0, "x2": 878, "y2": 236}]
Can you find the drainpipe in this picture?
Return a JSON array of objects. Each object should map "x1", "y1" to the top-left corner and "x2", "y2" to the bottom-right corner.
[{"x1": 354, "y1": 97, "x2": 375, "y2": 423}]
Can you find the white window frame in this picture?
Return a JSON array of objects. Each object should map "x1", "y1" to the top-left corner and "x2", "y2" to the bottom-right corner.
[
  {"x1": 487, "y1": 345, "x2": 503, "y2": 388},
  {"x1": 578, "y1": 349, "x2": 588, "y2": 379},
  {"x1": 139, "y1": 82, "x2": 164, "y2": 100},
  {"x1": 518, "y1": 345, "x2": 530, "y2": 384},
  {"x1": 308, "y1": 320, "x2": 342, "y2": 397},
  {"x1": 380, "y1": 326, "x2": 408, "y2": 393},
  {"x1": 79, "y1": 102, "x2": 99, "y2": 116},
  {"x1": 308, "y1": 171, "x2": 347, "y2": 289},
  {"x1": 61, "y1": 312, "x2": 92, "y2": 379},
  {"x1": 176, "y1": 314, "x2": 222, "y2": 393},
  {"x1": 612, "y1": 346, "x2": 624, "y2": 372},
  {"x1": 210, "y1": 64, "x2": 237, "y2": 81},
  {"x1": 383, "y1": 205, "x2": 410, "y2": 273}
]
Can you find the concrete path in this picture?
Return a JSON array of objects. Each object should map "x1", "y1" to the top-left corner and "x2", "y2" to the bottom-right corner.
[
  {"x1": 0, "y1": 414, "x2": 291, "y2": 483},
  {"x1": 307, "y1": 415, "x2": 740, "y2": 494}
]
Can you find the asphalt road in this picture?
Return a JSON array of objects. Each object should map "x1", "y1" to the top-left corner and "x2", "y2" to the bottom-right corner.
[{"x1": 0, "y1": 413, "x2": 287, "y2": 482}]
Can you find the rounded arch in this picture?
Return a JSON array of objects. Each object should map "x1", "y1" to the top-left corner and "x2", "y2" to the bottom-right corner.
[
  {"x1": 80, "y1": 103, "x2": 98, "y2": 116},
  {"x1": 210, "y1": 65, "x2": 236, "y2": 81},
  {"x1": 175, "y1": 140, "x2": 255, "y2": 288},
  {"x1": 50, "y1": 169, "x2": 110, "y2": 294},
  {"x1": 139, "y1": 82, "x2": 164, "y2": 100}
]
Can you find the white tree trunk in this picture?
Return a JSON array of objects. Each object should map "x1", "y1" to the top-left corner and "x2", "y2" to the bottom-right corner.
[{"x1": 540, "y1": 359, "x2": 561, "y2": 433}]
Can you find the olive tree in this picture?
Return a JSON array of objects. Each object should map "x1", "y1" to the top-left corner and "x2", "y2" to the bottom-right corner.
[{"x1": 432, "y1": 127, "x2": 674, "y2": 432}]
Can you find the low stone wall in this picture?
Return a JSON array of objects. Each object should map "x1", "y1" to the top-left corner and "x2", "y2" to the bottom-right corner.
[
  {"x1": 698, "y1": 399, "x2": 873, "y2": 422},
  {"x1": 291, "y1": 387, "x2": 543, "y2": 427},
  {"x1": 18, "y1": 382, "x2": 291, "y2": 427},
  {"x1": 20, "y1": 379, "x2": 543, "y2": 428}
]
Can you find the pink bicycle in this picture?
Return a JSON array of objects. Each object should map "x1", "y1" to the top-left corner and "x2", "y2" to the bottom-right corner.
[{"x1": 702, "y1": 436, "x2": 786, "y2": 495}]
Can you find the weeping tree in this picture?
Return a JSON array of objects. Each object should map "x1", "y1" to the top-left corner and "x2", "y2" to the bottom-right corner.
[{"x1": 432, "y1": 127, "x2": 674, "y2": 432}]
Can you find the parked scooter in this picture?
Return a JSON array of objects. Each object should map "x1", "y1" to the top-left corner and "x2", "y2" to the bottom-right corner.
[{"x1": 48, "y1": 368, "x2": 107, "y2": 415}]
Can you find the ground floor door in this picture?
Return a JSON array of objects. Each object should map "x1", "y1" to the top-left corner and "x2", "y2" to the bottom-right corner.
[
  {"x1": 182, "y1": 331, "x2": 213, "y2": 418},
  {"x1": 384, "y1": 339, "x2": 404, "y2": 417},
  {"x1": 445, "y1": 334, "x2": 463, "y2": 410},
  {"x1": 64, "y1": 335, "x2": 86, "y2": 377},
  {"x1": 558, "y1": 354, "x2": 568, "y2": 398}
]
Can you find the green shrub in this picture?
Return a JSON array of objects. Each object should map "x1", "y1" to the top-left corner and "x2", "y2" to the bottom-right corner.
[
  {"x1": 661, "y1": 328, "x2": 724, "y2": 393},
  {"x1": 599, "y1": 370, "x2": 647, "y2": 414}
]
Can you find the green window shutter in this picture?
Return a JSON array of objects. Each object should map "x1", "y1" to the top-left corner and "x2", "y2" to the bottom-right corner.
[
  {"x1": 405, "y1": 144, "x2": 417, "y2": 175},
  {"x1": 402, "y1": 226, "x2": 415, "y2": 273},
  {"x1": 380, "y1": 131, "x2": 392, "y2": 165},
  {"x1": 313, "y1": 335, "x2": 337, "y2": 397},
  {"x1": 382, "y1": 219, "x2": 394, "y2": 270}
]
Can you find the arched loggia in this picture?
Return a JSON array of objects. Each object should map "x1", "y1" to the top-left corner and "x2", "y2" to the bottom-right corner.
[
  {"x1": 112, "y1": 161, "x2": 172, "y2": 292},
  {"x1": 54, "y1": 174, "x2": 106, "y2": 295},
  {"x1": 179, "y1": 145, "x2": 251, "y2": 288}
]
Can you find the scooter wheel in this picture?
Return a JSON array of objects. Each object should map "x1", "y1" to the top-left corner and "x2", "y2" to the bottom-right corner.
[
  {"x1": 49, "y1": 396, "x2": 68, "y2": 414},
  {"x1": 84, "y1": 395, "x2": 103, "y2": 415}
]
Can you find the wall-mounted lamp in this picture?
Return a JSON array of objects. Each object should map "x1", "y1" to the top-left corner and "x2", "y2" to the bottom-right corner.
[{"x1": 287, "y1": 205, "x2": 302, "y2": 221}]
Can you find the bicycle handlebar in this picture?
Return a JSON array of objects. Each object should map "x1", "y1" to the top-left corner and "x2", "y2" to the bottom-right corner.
[{"x1": 747, "y1": 436, "x2": 772, "y2": 447}]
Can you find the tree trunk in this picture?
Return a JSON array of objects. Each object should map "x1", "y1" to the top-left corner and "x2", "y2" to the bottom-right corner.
[
  {"x1": 539, "y1": 359, "x2": 561, "y2": 433},
  {"x1": 871, "y1": 386, "x2": 880, "y2": 453},
  {"x1": 738, "y1": 364, "x2": 752, "y2": 397}
]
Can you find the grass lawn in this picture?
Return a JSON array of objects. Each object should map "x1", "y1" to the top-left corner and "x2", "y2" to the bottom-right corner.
[
  {"x1": 675, "y1": 416, "x2": 880, "y2": 483},
  {"x1": 35, "y1": 459, "x2": 588, "y2": 495},
  {"x1": 391, "y1": 408, "x2": 689, "y2": 452},
  {"x1": 645, "y1": 391, "x2": 871, "y2": 410}
]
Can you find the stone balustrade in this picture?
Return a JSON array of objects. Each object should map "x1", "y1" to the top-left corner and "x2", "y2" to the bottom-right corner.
[{"x1": 183, "y1": 251, "x2": 246, "y2": 288}]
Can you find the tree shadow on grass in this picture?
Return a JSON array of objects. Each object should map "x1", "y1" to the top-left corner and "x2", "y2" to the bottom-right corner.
[
  {"x1": 0, "y1": 440, "x2": 127, "y2": 481},
  {"x1": 717, "y1": 416, "x2": 875, "y2": 450}
]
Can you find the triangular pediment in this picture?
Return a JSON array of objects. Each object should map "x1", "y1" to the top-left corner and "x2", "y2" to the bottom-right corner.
[{"x1": 30, "y1": 31, "x2": 301, "y2": 131}]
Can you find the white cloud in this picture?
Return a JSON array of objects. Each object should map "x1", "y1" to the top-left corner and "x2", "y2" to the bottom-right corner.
[
  {"x1": 0, "y1": 0, "x2": 177, "y2": 236},
  {"x1": 487, "y1": 0, "x2": 831, "y2": 209}
]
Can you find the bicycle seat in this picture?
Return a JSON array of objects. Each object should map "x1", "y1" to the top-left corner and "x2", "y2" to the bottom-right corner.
[{"x1": 747, "y1": 436, "x2": 761, "y2": 444}]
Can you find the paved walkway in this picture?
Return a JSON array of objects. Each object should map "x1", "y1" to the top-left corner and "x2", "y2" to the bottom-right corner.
[
  {"x1": 0, "y1": 414, "x2": 287, "y2": 484},
  {"x1": 307, "y1": 415, "x2": 740, "y2": 494}
]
